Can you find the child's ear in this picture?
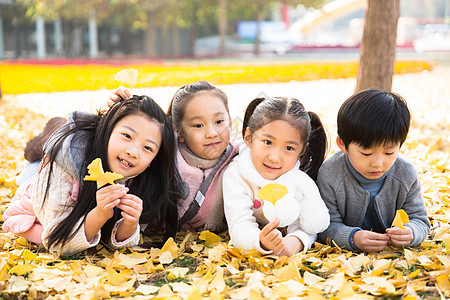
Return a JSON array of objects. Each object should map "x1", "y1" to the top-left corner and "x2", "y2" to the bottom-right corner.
[
  {"x1": 243, "y1": 128, "x2": 252, "y2": 147},
  {"x1": 336, "y1": 136, "x2": 347, "y2": 153},
  {"x1": 174, "y1": 125, "x2": 184, "y2": 143}
]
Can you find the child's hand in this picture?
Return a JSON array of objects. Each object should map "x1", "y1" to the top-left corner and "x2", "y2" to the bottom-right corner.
[
  {"x1": 353, "y1": 230, "x2": 390, "y2": 252},
  {"x1": 116, "y1": 194, "x2": 143, "y2": 227},
  {"x1": 386, "y1": 226, "x2": 413, "y2": 247},
  {"x1": 259, "y1": 218, "x2": 284, "y2": 254},
  {"x1": 94, "y1": 184, "x2": 128, "y2": 221},
  {"x1": 278, "y1": 236, "x2": 304, "y2": 257},
  {"x1": 108, "y1": 86, "x2": 131, "y2": 107}
]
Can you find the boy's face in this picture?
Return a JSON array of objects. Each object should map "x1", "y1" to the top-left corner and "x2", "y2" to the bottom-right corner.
[{"x1": 337, "y1": 137, "x2": 400, "y2": 180}]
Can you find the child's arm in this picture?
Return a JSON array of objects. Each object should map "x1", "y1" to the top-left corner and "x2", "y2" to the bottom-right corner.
[
  {"x1": 259, "y1": 218, "x2": 284, "y2": 254},
  {"x1": 352, "y1": 230, "x2": 390, "y2": 252},
  {"x1": 114, "y1": 193, "x2": 142, "y2": 242},
  {"x1": 223, "y1": 163, "x2": 272, "y2": 254},
  {"x1": 387, "y1": 168, "x2": 430, "y2": 247},
  {"x1": 317, "y1": 170, "x2": 365, "y2": 250},
  {"x1": 277, "y1": 171, "x2": 329, "y2": 254},
  {"x1": 108, "y1": 86, "x2": 131, "y2": 106},
  {"x1": 84, "y1": 184, "x2": 129, "y2": 241},
  {"x1": 385, "y1": 227, "x2": 413, "y2": 246},
  {"x1": 295, "y1": 171, "x2": 330, "y2": 235},
  {"x1": 279, "y1": 236, "x2": 305, "y2": 256},
  {"x1": 33, "y1": 163, "x2": 102, "y2": 255}
]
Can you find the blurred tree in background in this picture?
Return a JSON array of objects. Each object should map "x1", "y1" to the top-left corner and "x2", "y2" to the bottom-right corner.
[{"x1": 4, "y1": 0, "x2": 326, "y2": 58}]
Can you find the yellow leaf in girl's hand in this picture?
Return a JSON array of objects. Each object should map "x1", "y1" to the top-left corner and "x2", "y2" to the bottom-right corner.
[
  {"x1": 114, "y1": 68, "x2": 138, "y2": 88},
  {"x1": 84, "y1": 158, "x2": 123, "y2": 188},
  {"x1": 257, "y1": 183, "x2": 288, "y2": 205},
  {"x1": 391, "y1": 209, "x2": 409, "y2": 230}
]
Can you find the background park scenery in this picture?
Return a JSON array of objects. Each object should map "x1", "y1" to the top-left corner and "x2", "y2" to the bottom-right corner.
[{"x1": 1, "y1": 0, "x2": 450, "y2": 299}]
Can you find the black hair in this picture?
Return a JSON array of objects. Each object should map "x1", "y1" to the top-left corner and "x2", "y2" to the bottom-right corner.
[
  {"x1": 242, "y1": 96, "x2": 328, "y2": 181},
  {"x1": 167, "y1": 81, "x2": 229, "y2": 130},
  {"x1": 24, "y1": 117, "x2": 66, "y2": 162},
  {"x1": 41, "y1": 96, "x2": 181, "y2": 251},
  {"x1": 337, "y1": 89, "x2": 410, "y2": 149}
]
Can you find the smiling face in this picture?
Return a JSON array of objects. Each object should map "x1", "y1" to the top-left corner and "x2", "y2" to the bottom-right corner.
[
  {"x1": 337, "y1": 137, "x2": 400, "y2": 180},
  {"x1": 107, "y1": 113, "x2": 162, "y2": 178},
  {"x1": 244, "y1": 119, "x2": 304, "y2": 180},
  {"x1": 177, "y1": 92, "x2": 232, "y2": 160}
]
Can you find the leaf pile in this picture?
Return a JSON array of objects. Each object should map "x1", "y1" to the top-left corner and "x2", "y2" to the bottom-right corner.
[{"x1": 0, "y1": 96, "x2": 449, "y2": 299}]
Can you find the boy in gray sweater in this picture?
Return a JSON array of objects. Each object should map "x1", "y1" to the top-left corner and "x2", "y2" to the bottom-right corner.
[{"x1": 317, "y1": 89, "x2": 430, "y2": 252}]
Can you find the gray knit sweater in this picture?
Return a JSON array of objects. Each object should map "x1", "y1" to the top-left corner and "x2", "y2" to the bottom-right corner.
[{"x1": 317, "y1": 151, "x2": 430, "y2": 250}]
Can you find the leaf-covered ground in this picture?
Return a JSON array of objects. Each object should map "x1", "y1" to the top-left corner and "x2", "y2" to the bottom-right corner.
[{"x1": 0, "y1": 67, "x2": 449, "y2": 299}]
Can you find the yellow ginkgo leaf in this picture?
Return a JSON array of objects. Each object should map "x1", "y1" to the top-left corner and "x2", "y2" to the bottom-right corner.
[
  {"x1": 114, "y1": 68, "x2": 138, "y2": 88},
  {"x1": 15, "y1": 237, "x2": 28, "y2": 247},
  {"x1": 9, "y1": 264, "x2": 34, "y2": 276},
  {"x1": 84, "y1": 158, "x2": 124, "y2": 188},
  {"x1": 257, "y1": 183, "x2": 288, "y2": 205},
  {"x1": 199, "y1": 230, "x2": 221, "y2": 247},
  {"x1": 444, "y1": 238, "x2": 450, "y2": 254},
  {"x1": 437, "y1": 274, "x2": 450, "y2": 292},
  {"x1": 158, "y1": 237, "x2": 179, "y2": 257},
  {"x1": 391, "y1": 209, "x2": 410, "y2": 230},
  {"x1": 106, "y1": 266, "x2": 128, "y2": 285},
  {"x1": 273, "y1": 260, "x2": 301, "y2": 281}
]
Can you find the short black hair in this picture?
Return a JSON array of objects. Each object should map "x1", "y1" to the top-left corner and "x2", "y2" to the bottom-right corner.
[{"x1": 337, "y1": 89, "x2": 410, "y2": 149}]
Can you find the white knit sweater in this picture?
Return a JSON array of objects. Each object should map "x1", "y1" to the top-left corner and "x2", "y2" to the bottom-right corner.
[{"x1": 222, "y1": 145, "x2": 330, "y2": 254}]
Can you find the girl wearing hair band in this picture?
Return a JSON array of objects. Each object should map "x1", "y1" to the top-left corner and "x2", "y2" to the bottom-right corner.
[
  {"x1": 111, "y1": 81, "x2": 238, "y2": 232},
  {"x1": 3, "y1": 96, "x2": 182, "y2": 255},
  {"x1": 222, "y1": 97, "x2": 330, "y2": 256}
]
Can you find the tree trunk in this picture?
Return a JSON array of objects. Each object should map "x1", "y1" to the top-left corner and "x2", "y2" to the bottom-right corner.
[
  {"x1": 105, "y1": 24, "x2": 112, "y2": 56},
  {"x1": 254, "y1": 3, "x2": 263, "y2": 56},
  {"x1": 88, "y1": 10, "x2": 98, "y2": 58},
  {"x1": 355, "y1": 0, "x2": 400, "y2": 92},
  {"x1": 54, "y1": 18, "x2": 64, "y2": 56},
  {"x1": 219, "y1": 0, "x2": 227, "y2": 56},
  {"x1": 122, "y1": 25, "x2": 131, "y2": 55},
  {"x1": 172, "y1": 12, "x2": 180, "y2": 57},
  {"x1": 144, "y1": 10, "x2": 157, "y2": 57},
  {"x1": 162, "y1": 10, "x2": 169, "y2": 56},
  {"x1": 0, "y1": 8, "x2": 4, "y2": 60},
  {"x1": 36, "y1": 17, "x2": 46, "y2": 59},
  {"x1": 190, "y1": 1, "x2": 198, "y2": 57},
  {"x1": 12, "y1": 1, "x2": 21, "y2": 58}
]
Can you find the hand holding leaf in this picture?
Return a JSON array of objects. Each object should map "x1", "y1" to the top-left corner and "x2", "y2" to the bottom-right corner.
[
  {"x1": 391, "y1": 209, "x2": 409, "y2": 230},
  {"x1": 84, "y1": 158, "x2": 124, "y2": 188}
]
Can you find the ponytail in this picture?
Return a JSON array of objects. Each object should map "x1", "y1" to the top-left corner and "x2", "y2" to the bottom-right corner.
[
  {"x1": 242, "y1": 97, "x2": 265, "y2": 138},
  {"x1": 299, "y1": 111, "x2": 328, "y2": 181}
]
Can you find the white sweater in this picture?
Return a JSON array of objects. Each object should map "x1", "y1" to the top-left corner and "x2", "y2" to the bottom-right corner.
[{"x1": 222, "y1": 145, "x2": 330, "y2": 254}]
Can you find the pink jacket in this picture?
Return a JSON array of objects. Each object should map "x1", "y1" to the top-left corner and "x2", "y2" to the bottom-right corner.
[{"x1": 2, "y1": 176, "x2": 44, "y2": 244}]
